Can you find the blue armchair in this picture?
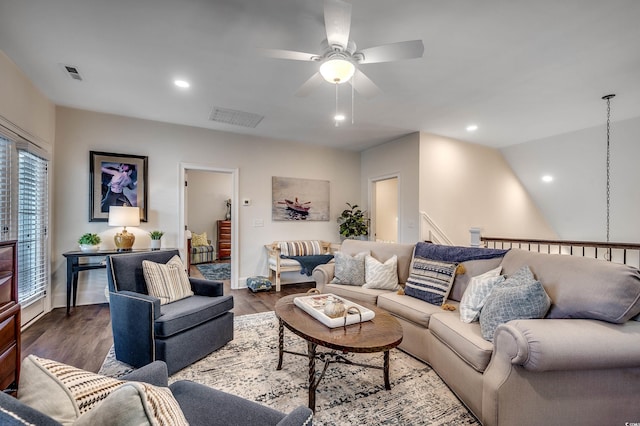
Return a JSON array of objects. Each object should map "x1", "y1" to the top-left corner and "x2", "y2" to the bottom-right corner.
[{"x1": 107, "y1": 250, "x2": 234, "y2": 375}]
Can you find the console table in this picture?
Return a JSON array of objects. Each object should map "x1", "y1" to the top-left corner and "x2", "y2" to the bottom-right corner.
[{"x1": 62, "y1": 248, "x2": 172, "y2": 315}]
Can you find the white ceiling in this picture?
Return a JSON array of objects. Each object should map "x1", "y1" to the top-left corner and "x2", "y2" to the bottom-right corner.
[{"x1": 1, "y1": 0, "x2": 639, "y2": 151}]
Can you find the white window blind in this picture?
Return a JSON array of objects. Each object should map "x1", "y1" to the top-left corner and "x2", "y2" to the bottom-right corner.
[
  {"x1": 0, "y1": 136, "x2": 17, "y2": 240},
  {"x1": 17, "y1": 150, "x2": 49, "y2": 305}
]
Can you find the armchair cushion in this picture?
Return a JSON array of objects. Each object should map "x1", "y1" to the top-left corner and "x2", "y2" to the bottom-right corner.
[
  {"x1": 143, "y1": 255, "x2": 193, "y2": 304},
  {"x1": 156, "y1": 294, "x2": 234, "y2": 337}
]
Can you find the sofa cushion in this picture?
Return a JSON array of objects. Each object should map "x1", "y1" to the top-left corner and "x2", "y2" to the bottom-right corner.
[
  {"x1": 449, "y1": 257, "x2": 505, "y2": 302},
  {"x1": 322, "y1": 283, "x2": 391, "y2": 305},
  {"x1": 459, "y1": 266, "x2": 504, "y2": 323},
  {"x1": 479, "y1": 266, "x2": 551, "y2": 341},
  {"x1": 339, "y1": 239, "x2": 415, "y2": 284},
  {"x1": 377, "y1": 292, "x2": 459, "y2": 328},
  {"x1": 500, "y1": 249, "x2": 640, "y2": 323},
  {"x1": 405, "y1": 256, "x2": 458, "y2": 305},
  {"x1": 330, "y1": 251, "x2": 367, "y2": 285},
  {"x1": 429, "y1": 313, "x2": 494, "y2": 373},
  {"x1": 143, "y1": 255, "x2": 194, "y2": 305},
  {"x1": 363, "y1": 255, "x2": 399, "y2": 290},
  {"x1": 268, "y1": 257, "x2": 304, "y2": 267},
  {"x1": 191, "y1": 232, "x2": 209, "y2": 247},
  {"x1": 155, "y1": 294, "x2": 234, "y2": 337},
  {"x1": 17, "y1": 355, "x2": 187, "y2": 425}
]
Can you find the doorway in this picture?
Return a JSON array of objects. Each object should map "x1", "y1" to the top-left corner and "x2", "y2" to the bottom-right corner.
[
  {"x1": 371, "y1": 176, "x2": 399, "y2": 243},
  {"x1": 179, "y1": 163, "x2": 239, "y2": 289}
]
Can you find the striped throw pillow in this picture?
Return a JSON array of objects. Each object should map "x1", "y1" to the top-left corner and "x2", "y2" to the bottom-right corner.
[
  {"x1": 279, "y1": 240, "x2": 322, "y2": 256},
  {"x1": 405, "y1": 257, "x2": 458, "y2": 305},
  {"x1": 18, "y1": 355, "x2": 188, "y2": 425},
  {"x1": 143, "y1": 255, "x2": 193, "y2": 304}
]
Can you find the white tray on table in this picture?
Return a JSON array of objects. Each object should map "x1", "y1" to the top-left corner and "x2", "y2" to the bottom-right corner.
[{"x1": 293, "y1": 293, "x2": 375, "y2": 328}]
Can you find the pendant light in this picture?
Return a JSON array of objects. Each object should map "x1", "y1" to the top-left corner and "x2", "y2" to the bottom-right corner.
[{"x1": 602, "y1": 94, "x2": 615, "y2": 243}]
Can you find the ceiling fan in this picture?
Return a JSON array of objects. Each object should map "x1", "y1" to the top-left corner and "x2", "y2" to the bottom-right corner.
[{"x1": 260, "y1": 0, "x2": 424, "y2": 98}]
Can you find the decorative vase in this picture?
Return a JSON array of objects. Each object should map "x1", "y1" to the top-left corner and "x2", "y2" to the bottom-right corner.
[
  {"x1": 79, "y1": 244, "x2": 100, "y2": 253},
  {"x1": 150, "y1": 239, "x2": 161, "y2": 250},
  {"x1": 324, "y1": 298, "x2": 346, "y2": 318}
]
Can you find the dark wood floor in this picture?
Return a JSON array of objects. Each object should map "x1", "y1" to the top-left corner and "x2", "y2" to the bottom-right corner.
[{"x1": 21, "y1": 268, "x2": 315, "y2": 372}]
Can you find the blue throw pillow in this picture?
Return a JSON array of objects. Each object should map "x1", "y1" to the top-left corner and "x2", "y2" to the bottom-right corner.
[
  {"x1": 479, "y1": 266, "x2": 551, "y2": 342},
  {"x1": 405, "y1": 257, "x2": 458, "y2": 305}
]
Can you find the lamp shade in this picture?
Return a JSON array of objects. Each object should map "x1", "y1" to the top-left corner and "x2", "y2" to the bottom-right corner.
[
  {"x1": 319, "y1": 58, "x2": 355, "y2": 84},
  {"x1": 108, "y1": 206, "x2": 140, "y2": 227}
]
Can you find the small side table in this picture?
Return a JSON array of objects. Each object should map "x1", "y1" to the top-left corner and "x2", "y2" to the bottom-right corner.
[{"x1": 62, "y1": 248, "x2": 174, "y2": 315}]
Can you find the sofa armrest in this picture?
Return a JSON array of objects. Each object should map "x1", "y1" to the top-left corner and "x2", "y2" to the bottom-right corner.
[
  {"x1": 120, "y1": 361, "x2": 169, "y2": 387},
  {"x1": 494, "y1": 318, "x2": 640, "y2": 372},
  {"x1": 312, "y1": 263, "x2": 335, "y2": 292},
  {"x1": 190, "y1": 277, "x2": 224, "y2": 297}
]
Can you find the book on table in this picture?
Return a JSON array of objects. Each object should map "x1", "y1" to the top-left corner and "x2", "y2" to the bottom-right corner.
[{"x1": 294, "y1": 293, "x2": 375, "y2": 328}]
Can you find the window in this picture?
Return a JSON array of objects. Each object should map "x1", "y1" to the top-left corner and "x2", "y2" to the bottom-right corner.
[{"x1": 0, "y1": 133, "x2": 49, "y2": 306}]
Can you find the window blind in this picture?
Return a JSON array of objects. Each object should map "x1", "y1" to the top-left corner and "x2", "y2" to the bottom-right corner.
[
  {"x1": 17, "y1": 150, "x2": 49, "y2": 305},
  {"x1": 0, "y1": 136, "x2": 17, "y2": 241}
]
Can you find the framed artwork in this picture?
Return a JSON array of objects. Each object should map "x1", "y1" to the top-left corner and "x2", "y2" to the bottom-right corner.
[
  {"x1": 272, "y1": 176, "x2": 330, "y2": 221},
  {"x1": 89, "y1": 151, "x2": 148, "y2": 222}
]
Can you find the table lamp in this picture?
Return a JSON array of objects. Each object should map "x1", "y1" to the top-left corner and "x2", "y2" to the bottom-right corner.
[{"x1": 108, "y1": 206, "x2": 140, "y2": 251}]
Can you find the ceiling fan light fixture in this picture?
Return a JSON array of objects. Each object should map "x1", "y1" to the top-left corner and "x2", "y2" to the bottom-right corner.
[
  {"x1": 334, "y1": 114, "x2": 346, "y2": 121},
  {"x1": 320, "y1": 58, "x2": 355, "y2": 84}
]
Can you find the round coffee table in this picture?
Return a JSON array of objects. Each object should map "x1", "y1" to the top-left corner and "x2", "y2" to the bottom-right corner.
[{"x1": 274, "y1": 293, "x2": 403, "y2": 412}]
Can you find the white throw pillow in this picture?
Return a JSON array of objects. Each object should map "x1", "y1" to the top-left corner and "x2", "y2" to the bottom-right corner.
[
  {"x1": 459, "y1": 266, "x2": 504, "y2": 323},
  {"x1": 143, "y1": 255, "x2": 193, "y2": 305},
  {"x1": 363, "y1": 255, "x2": 399, "y2": 290}
]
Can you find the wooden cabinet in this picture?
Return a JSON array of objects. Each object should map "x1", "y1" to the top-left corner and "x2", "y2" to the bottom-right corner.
[
  {"x1": 0, "y1": 240, "x2": 20, "y2": 392},
  {"x1": 217, "y1": 220, "x2": 231, "y2": 260}
]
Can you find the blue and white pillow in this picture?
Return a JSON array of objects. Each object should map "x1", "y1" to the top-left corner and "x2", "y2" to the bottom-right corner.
[
  {"x1": 405, "y1": 257, "x2": 458, "y2": 305},
  {"x1": 459, "y1": 266, "x2": 504, "y2": 323},
  {"x1": 330, "y1": 251, "x2": 368, "y2": 286}
]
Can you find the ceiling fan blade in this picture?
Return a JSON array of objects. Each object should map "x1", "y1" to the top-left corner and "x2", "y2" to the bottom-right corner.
[
  {"x1": 350, "y1": 69, "x2": 380, "y2": 98},
  {"x1": 357, "y1": 40, "x2": 424, "y2": 64},
  {"x1": 295, "y1": 72, "x2": 325, "y2": 97},
  {"x1": 258, "y1": 48, "x2": 318, "y2": 62},
  {"x1": 324, "y1": 0, "x2": 352, "y2": 49}
]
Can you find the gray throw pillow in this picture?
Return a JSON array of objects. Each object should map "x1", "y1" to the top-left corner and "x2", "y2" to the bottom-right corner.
[
  {"x1": 330, "y1": 251, "x2": 368, "y2": 286},
  {"x1": 479, "y1": 266, "x2": 551, "y2": 342}
]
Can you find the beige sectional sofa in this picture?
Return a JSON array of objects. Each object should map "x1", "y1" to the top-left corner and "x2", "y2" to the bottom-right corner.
[{"x1": 312, "y1": 239, "x2": 640, "y2": 426}]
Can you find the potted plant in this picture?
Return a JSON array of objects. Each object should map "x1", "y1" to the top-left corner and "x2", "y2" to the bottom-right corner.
[
  {"x1": 78, "y1": 233, "x2": 101, "y2": 252},
  {"x1": 338, "y1": 203, "x2": 369, "y2": 240},
  {"x1": 149, "y1": 230, "x2": 164, "y2": 250}
]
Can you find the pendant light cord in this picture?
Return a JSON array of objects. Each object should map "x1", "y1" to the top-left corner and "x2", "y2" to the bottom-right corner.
[{"x1": 603, "y1": 94, "x2": 615, "y2": 243}]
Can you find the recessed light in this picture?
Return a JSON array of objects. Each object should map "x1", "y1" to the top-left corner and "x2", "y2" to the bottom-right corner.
[
  {"x1": 466, "y1": 124, "x2": 478, "y2": 132},
  {"x1": 174, "y1": 80, "x2": 190, "y2": 88},
  {"x1": 542, "y1": 175, "x2": 553, "y2": 183},
  {"x1": 334, "y1": 114, "x2": 346, "y2": 121}
]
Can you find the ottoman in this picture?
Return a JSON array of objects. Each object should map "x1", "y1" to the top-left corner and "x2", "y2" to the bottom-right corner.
[{"x1": 247, "y1": 276, "x2": 272, "y2": 292}]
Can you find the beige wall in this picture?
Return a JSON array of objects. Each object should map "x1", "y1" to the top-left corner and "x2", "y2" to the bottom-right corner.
[
  {"x1": 374, "y1": 177, "x2": 398, "y2": 242},
  {"x1": 186, "y1": 170, "x2": 233, "y2": 245},
  {"x1": 419, "y1": 132, "x2": 556, "y2": 245},
  {"x1": 53, "y1": 107, "x2": 361, "y2": 307},
  {"x1": 0, "y1": 51, "x2": 55, "y2": 145},
  {"x1": 361, "y1": 133, "x2": 421, "y2": 243}
]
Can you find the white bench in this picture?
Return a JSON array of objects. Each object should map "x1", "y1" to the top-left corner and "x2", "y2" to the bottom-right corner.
[{"x1": 265, "y1": 240, "x2": 333, "y2": 291}]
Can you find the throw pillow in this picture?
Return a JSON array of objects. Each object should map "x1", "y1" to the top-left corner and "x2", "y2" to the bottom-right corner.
[
  {"x1": 18, "y1": 355, "x2": 188, "y2": 426},
  {"x1": 363, "y1": 255, "x2": 399, "y2": 290},
  {"x1": 191, "y1": 232, "x2": 208, "y2": 247},
  {"x1": 279, "y1": 240, "x2": 322, "y2": 256},
  {"x1": 459, "y1": 266, "x2": 504, "y2": 323},
  {"x1": 479, "y1": 266, "x2": 551, "y2": 342},
  {"x1": 330, "y1": 251, "x2": 368, "y2": 286},
  {"x1": 143, "y1": 255, "x2": 193, "y2": 305},
  {"x1": 405, "y1": 256, "x2": 458, "y2": 305}
]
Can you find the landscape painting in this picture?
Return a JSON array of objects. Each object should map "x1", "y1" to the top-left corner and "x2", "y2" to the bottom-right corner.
[{"x1": 272, "y1": 177, "x2": 330, "y2": 221}]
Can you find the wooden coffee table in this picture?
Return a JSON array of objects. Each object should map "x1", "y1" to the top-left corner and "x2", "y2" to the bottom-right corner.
[{"x1": 274, "y1": 293, "x2": 403, "y2": 412}]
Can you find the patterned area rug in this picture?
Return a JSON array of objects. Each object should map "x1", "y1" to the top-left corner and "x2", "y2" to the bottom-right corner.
[
  {"x1": 100, "y1": 312, "x2": 479, "y2": 425},
  {"x1": 196, "y1": 262, "x2": 231, "y2": 280}
]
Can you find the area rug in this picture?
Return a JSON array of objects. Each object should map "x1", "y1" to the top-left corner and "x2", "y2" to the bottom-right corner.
[
  {"x1": 100, "y1": 312, "x2": 479, "y2": 425},
  {"x1": 196, "y1": 262, "x2": 231, "y2": 280}
]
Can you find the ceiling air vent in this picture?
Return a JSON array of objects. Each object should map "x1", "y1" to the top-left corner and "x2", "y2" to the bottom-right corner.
[
  {"x1": 61, "y1": 64, "x2": 83, "y2": 81},
  {"x1": 209, "y1": 107, "x2": 264, "y2": 128}
]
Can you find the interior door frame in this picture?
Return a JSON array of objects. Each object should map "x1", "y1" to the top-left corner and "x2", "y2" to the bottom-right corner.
[
  {"x1": 368, "y1": 173, "x2": 401, "y2": 243},
  {"x1": 178, "y1": 162, "x2": 239, "y2": 289}
]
